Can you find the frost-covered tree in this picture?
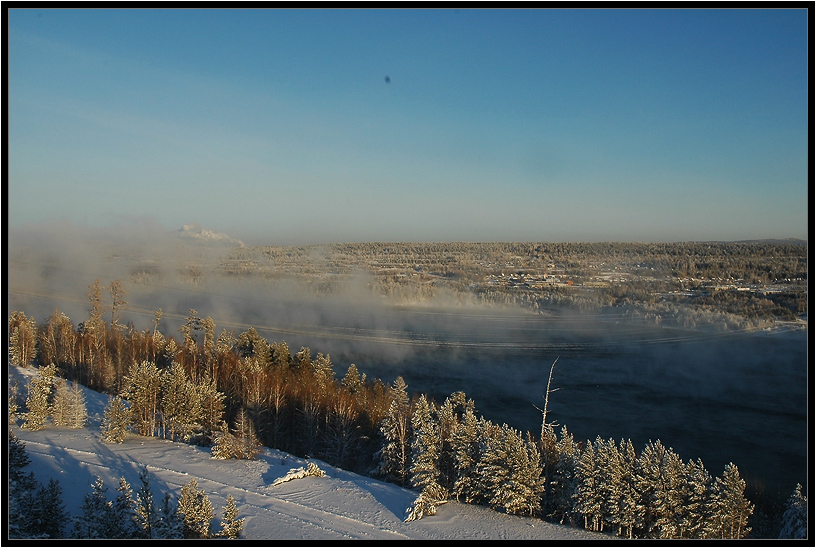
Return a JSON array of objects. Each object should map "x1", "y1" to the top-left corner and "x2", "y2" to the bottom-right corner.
[
  {"x1": 123, "y1": 360, "x2": 163, "y2": 437},
  {"x1": 197, "y1": 374, "x2": 226, "y2": 441},
  {"x1": 217, "y1": 494, "x2": 245, "y2": 539},
  {"x1": 22, "y1": 364, "x2": 58, "y2": 431},
  {"x1": 212, "y1": 408, "x2": 262, "y2": 460},
  {"x1": 8, "y1": 469, "x2": 40, "y2": 539},
  {"x1": 548, "y1": 426, "x2": 580, "y2": 526},
  {"x1": 104, "y1": 477, "x2": 138, "y2": 538},
  {"x1": 451, "y1": 399, "x2": 481, "y2": 504},
  {"x1": 34, "y1": 478, "x2": 69, "y2": 539},
  {"x1": 9, "y1": 380, "x2": 20, "y2": 424},
  {"x1": 575, "y1": 440, "x2": 602, "y2": 531},
  {"x1": 72, "y1": 476, "x2": 110, "y2": 539},
  {"x1": 51, "y1": 378, "x2": 87, "y2": 428},
  {"x1": 475, "y1": 421, "x2": 544, "y2": 517},
  {"x1": 708, "y1": 463, "x2": 753, "y2": 539},
  {"x1": 681, "y1": 458, "x2": 713, "y2": 539},
  {"x1": 376, "y1": 376, "x2": 412, "y2": 486},
  {"x1": 178, "y1": 477, "x2": 214, "y2": 539},
  {"x1": 162, "y1": 361, "x2": 202, "y2": 441},
  {"x1": 153, "y1": 493, "x2": 185, "y2": 539},
  {"x1": 100, "y1": 395, "x2": 132, "y2": 443},
  {"x1": 9, "y1": 311, "x2": 37, "y2": 367},
  {"x1": 410, "y1": 395, "x2": 442, "y2": 496},
  {"x1": 779, "y1": 483, "x2": 807, "y2": 539},
  {"x1": 134, "y1": 467, "x2": 158, "y2": 538}
]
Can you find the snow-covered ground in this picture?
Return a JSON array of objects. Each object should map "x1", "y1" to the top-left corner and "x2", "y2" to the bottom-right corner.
[{"x1": 8, "y1": 365, "x2": 607, "y2": 541}]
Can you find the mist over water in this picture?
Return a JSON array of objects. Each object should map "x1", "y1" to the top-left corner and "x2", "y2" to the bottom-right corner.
[{"x1": 7, "y1": 222, "x2": 808, "y2": 503}]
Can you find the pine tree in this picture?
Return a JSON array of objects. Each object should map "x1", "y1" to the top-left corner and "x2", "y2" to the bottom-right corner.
[
  {"x1": 162, "y1": 361, "x2": 203, "y2": 441},
  {"x1": 123, "y1": 360, "x2": 163, "y2": 437},
  {"x1": 8, "y1": 470, "x2": 40, "y2": 539},
  {"x1": 22, "y1": 364, "x2": 58, "y2": 431},
  {"x1": 9, "y1": 311, "x2": 38, "y2": 367},
  {"x1": 34, "y1": 478, "x2": 69, "y2": 538},
  {"x1": 709, "y1": 463, "x2": 753, "y2": 539},
  {"x1": 451, "y1": 400, "x2": 481, "y2": 504},
  {"x1": 51, "y1": 378, "x2": 87, "y2": 428},
  {"x1": 100, "y1": 395, "x2": 132, "y2": 443},
  {"x1": 575, "y1": 439, "x2": 602, "y2": 531},
  {"x1": 217, "y1": 494, "x2": 245, "y2": 539},
  {"x1": 134, "y1": 467, "x2": 158, "y2": 538},
  {"x1": 549, "y1": 426, "x2": 580, "y2": 526},
  {"x1": 682, "y1": 458, "x2": 713, "y2": 539},
  {"x1": 108, "y1": 476, "x2": 138, "y2": 538},
  {"x1": 153, "y1": 492, "x2": 185, "y2": 539},
  {"x1": 73, "y1": 476, "x2": 110, "y2": 539},
  {"x1": 9, "y1": 429, "x2": 31, "y2": 479},
  {"x1": 410, "y1": 395, "x2": 445, "y2": 502},
  {"x1": 778, "y1": 483, "x2": 807, "y2": 539},
  {"x1": 233, "y1": 407, "x2": 262, "y2": 459},
  {"x1": 376, "y1": 376, "x2": 412, "y2": 486},
  {"x1": 9, "y1": 380, "x2": 20, "y2": 424},
  {"x1": 178, "y1": 477, "x2": 214, "y2": 539}
]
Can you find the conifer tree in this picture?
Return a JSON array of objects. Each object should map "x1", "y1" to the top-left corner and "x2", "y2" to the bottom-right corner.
[
  {"x1": 153, "y1": 492, "x2": 185, "y2": 539},
  {"x1": 778, "y1": 483, "x2": 807, "y2": 539},
  {"x1": 451, "y1": 400, "x2": 481, "y2": 504},
  {"x1": 9, "y1": 380, "x2": 20, "y2": 424},
  {"x1": 73, "y1": 476, "x2": 110, "y2": 539},
  {"x1": 109, "y1": 476, "x2": 138, "y2": 538},
  {"x1": 575, "y1": 440, "x2": 602, "y2": 531},
  {"x1": 178, "y1": 477, "x2": 214, "y2": 538},
  {"x1": 162, "y1": 361, "x2": 203, "y2": 441},
  {"x1": 548, "y1": 426, "x2": 580, "y2": 526},
  {"x1": 100, "y1": 395, "x2": 132, "y2": 443},
  {"x1": 134, "y1": 467, "x2": 158, "y2": 538},
  {"x1": 51, "y1": 378, "x2": 87, "y2": 428},
  {"x1": 123, "y1": 360, "x2": 164, "y2": 437},
  {"x1": 409, "y1": 395, "x2": 444, "y2": 500},
  {"x1": 376, "y1": 376, "x2": 412, "y2": 486},
  {"x1": 709, "y1": 463, "x2": 753, "y2": 539},
  {"x1": 682, "y1": 458, "x2": 713, "y2": 539},
  {"x1": 217, "y1": 494, "x2": 245, "y2": 539},
  {"x1": 22, "y1": 364, "x2": 58, "y2": 431},
  {"x1": 9, "y1": 311, "x2": 37, "y2": 367},
  {"x1": 35, "y1": 478, "x2": 69, "y2": 539}
]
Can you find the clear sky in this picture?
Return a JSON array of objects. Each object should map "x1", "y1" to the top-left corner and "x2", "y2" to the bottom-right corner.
[{"x1": 7, "y1": 8, "x2": 809, "y2": 245}]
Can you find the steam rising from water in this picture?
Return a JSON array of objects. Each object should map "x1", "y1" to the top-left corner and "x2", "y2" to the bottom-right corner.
[{"x1": 7, "y1": 220, "x2": 808, "y2": 500}]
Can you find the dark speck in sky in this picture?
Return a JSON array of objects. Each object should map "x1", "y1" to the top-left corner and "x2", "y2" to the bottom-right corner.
[{"x1": 385, "y1": 75, "x2": 390, "y2": 84}]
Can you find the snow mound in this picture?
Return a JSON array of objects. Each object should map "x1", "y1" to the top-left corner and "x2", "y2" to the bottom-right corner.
[{"x1": 179, "y1": 223, "x2": 245, "y2": 247}]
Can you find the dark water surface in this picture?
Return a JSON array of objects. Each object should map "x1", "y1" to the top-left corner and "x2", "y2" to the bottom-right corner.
[{"x1": 293, "y1": 307, "x2": 808, "y2": 503}]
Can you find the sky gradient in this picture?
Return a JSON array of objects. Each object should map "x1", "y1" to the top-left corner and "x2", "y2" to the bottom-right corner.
[{"x1": 7, "y1": 8, "x2": 809, "y2": 245}]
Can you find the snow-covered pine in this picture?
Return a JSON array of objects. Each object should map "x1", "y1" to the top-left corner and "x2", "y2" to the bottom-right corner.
[
  {"x1": 177, "y1": 477, "x2": 214, "y2": 539},
  {"x1": 9, "y1": 380, "x2": 20, "y2": 424},
  {"x1": 548, "y1": 426, "x2": 580, "y2": 526},
  {"x1": 153, "y1": 492, "x2": 185, "y2": 539},
  {"x1": 51, "y1": 378, "x2": 87, "y2": 428},
  {"x1": 72, "y1": 476, "x2": 110, "y2": 539},
  {"x1": 100, "y1": 395, "x2": 132, "y2": 443},
  {"x1": 8, "y1": 311, "x2": 37, "y2": 367},
  {"x1": 681, "y1": 458, "x2": 713, "y2": 539},
  {"x1": 234, "y1": 407, "x2": 262, "y2": 459},
  {"x1": 22, "y1": 364, "x2": 57, "y2": 431},
  {"x1": 110, "y1": 476, "x2": 139, "y2": 539},
  {"x1": 34, "y1": 478, "x2": 69, "y2": 539},
  {"x1": 162, "y1": 361, "x2": 203, "y2": 442},
  {"x1": 615, "y1": 438, "x2": 641, "y2": 539},
  {"x1": 134, "y1": 467, "x2": 159, "y2": 538},
  {"x1": 633, "y1": 439, "x2": 667, "y2": 538},
  {"x1": 708, "y1": 462, "x2": 753, "y2": 539},
  {"x1": 217, "y1": 494, "x2": 245, "y2": 539},
  {"x1": 778, "y1": 483, "x2": 807, "y2": 539},
  {"x1": 409, "y1": 394, "x2": 443, "y2": 495},
  {"x1": 376, "y1": 376, "x2": 412, "y2": 486},
  {"x1": 122, "y1": 360, "x2": 162, "y2": 437},
  {"x1": 451, "y1": 400, "x2": 481, "y2": 504},
  {"x1": 575, "y1": 438, "x2": 602, "y2": 532}
]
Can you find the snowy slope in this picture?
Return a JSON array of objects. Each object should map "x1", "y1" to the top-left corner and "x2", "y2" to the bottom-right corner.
[{"x1": 8, "y1": 365, "x2": 607, "y2": 541}]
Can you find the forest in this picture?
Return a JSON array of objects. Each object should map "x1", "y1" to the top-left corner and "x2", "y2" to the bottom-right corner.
[{"x1": 7, "y1": 275, "x2": 808, "y2": 539}]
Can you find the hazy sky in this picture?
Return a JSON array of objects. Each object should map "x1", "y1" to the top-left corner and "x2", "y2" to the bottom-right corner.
[{"x1": 7, "y1": 8, "x2": 809, "y2": 245}]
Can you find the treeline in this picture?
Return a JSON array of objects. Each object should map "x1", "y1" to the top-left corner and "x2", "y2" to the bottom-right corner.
[
  {"x1": 8, "y1": 431, "x2": 244, "y2": 539},
  {"x1": 6, "y1": 283, "x2": 806, "y2": 538}
]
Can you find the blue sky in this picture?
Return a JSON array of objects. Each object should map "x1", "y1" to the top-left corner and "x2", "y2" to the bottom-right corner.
[{"x1": 7, "y1": 8, "x2": 809, "y2": 245}]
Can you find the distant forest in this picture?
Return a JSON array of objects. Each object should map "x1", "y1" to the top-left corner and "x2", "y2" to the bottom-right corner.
[
  {"x1": 8, "y1": 269, "x2": 808, "y2": 538},
  {"x1": 217, "y1": 241, "x2": 807, "y2": 330}
]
